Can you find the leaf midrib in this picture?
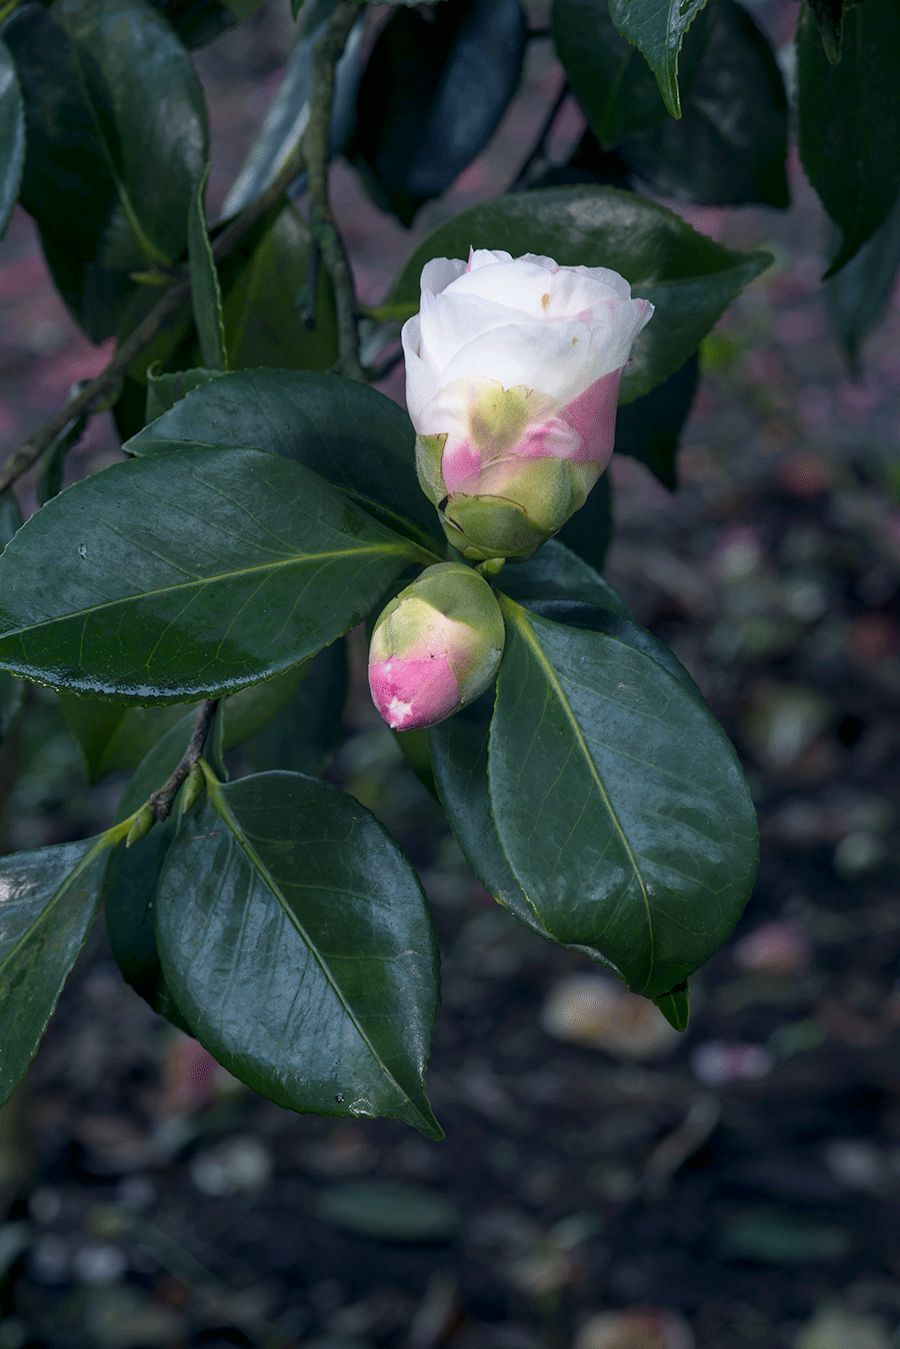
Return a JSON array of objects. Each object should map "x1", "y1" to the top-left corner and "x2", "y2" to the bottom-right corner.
[
  {"x1": 0, "y1": 544, "x2": 410, "y2": 644},
  {"x1": 503, "y1": 601, "x2": 657, "y2": 989},
  {"x1": 205, "y1": 773, "x2": 435, "y2": 1134}
]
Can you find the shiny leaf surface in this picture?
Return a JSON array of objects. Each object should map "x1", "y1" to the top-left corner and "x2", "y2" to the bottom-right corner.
[
  {"x1": 156, "y1": 771, "x2": 442, "y2": 1137},
  {"x1": 126, "y1": 368, "x2": 442, "y2": 549},
  {"x1": 0, "y1": 447, "x2": 426, "y2": 700},
  {"x1": 488, "y1": 600, "x2": 757, "y2": 997},
  {"x1": 220, "y1": 205, "x2": 338, "y2": 371},
  {"x1": 390, "y1": 187, "x2": 770, "y2": 402},
  {"x1": 622, "y1": 0, "x2": 789, "y2": 209},
  {"x1": 609, "y1": 0, "x2": 710, "y2": 119},
  {"x1": 188, "y1": 167, "x2": 228, "y2": 370},
  {"x1": 352, "y1": 0, "x2": 526, "y2": 224},
  {"x1": 797, "y1": 0, "x2": 900, "y2": 274},
  {"x1": 0, "y1": 837, "x2": 109, "y2": 1104}
]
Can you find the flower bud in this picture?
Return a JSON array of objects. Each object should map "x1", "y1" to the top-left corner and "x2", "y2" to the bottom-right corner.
[
  {"x1": 402, "y1": 249, "x2": 653, "y2": 560},
  {"x1": 368, "y1": 562, "x2": 504, "y2": 731}
]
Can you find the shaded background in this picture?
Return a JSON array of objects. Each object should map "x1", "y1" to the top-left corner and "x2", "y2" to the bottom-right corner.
[{"x1": 0, "y1": 2, "x2": 898, "y2": 1346}]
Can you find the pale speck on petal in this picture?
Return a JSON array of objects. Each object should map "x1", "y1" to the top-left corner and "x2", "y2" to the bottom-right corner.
[{"x1": 387, "y1": 696, "x2": 414, "y2": 728}]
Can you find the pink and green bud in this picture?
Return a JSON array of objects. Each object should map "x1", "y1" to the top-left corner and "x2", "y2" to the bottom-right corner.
[
  {"x1": 402, "y1": 249, "x2": 653, "y2": 560},
  {"x1": 368, "y1": 562, "x2": 504, "y2": 732}
]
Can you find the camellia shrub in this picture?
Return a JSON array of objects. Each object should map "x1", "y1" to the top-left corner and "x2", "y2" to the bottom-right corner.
[{"x1": 0, "y1": 0, "x2": 894, "y2": 1137}]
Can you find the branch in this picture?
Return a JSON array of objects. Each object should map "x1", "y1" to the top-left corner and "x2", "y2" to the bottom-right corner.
[
  {"x1": 0, "y1": 141, "x2": 311, "y2": 497},
  {"x1": 304, "y1": 0, "x2": 364, "y2": 382},
  {"x1": 148, "y1": 699, "x2": 219, "y2": 823}
]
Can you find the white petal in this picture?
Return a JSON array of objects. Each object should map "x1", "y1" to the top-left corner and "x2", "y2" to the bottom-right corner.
[
  {"x1": 435, "y1": 317, "x2": 600, "y2": 405},
  {"x1": 443, "y1": 256, "x2": 633, "y2": 321},
  {"x1": 420, "y1": 257, "x2": 467, "y2": 298},
  {"x1": 402, "y1": 314, "x2": 442, "y2": 428},
  {"x1": 467, "y1": 248, "x2": 513, "y2": 272},
  {"x1": 418, "y1": 290, "x2": 527, "y2": 373}
]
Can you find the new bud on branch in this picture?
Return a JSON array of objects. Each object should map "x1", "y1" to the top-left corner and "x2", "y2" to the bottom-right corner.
[
  {"x1": 368, "y1": 562, "x2": 504, "y2": 732},
  {"x1": 403, "y1": 249, "x2": 653, "y2": 560}
]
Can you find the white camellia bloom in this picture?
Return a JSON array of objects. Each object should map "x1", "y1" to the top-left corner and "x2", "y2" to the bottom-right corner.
[{"x1": 402, "y1": 249, "x2": 653, "y2": 560}]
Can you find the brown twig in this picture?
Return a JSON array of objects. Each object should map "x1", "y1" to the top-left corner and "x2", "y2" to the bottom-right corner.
[
  {"x1": 304, "y1": 0, "x2": 364, "y2": 381},
  {"x1": 0, "y1": 142, "x2": 311, "y2": 496},
  {"x1": 148, "y1": 699, "x2": 219, "y2": 823}
]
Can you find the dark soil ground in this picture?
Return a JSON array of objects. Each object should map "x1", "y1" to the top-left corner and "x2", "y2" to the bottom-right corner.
[{"x1": 0, "y1": 5, "x2": 898, "y2": 1347}]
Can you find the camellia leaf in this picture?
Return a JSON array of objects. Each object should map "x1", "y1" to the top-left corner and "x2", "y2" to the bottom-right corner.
[
  {"x1": 103, "y1": 665, "x2": 312, "y2": 1022},
  {"x1": 351, "y1": 0, "x2": 526, "y2": 225},
  {"x1": 155, "y1": 770, "x2": 442, "y2": 1137},
  {"x1": 188, "y1": 166, "x2": 228, "y2": 371},
  {"x1": 389, "y1": 187, "x2": 770, "y2": 403},
  {"x1": 488, "y1": 599, "x2": 757, "y2": 998},
  {"x1": 145, "y1": 366, "x2": 224, "y2": 422},
  {"x1": 608, "y1": 0, "x2": 710, "y2": 119},
  {"x1": 0, "y1": 835, "x2": 112, "y2": 1105},
  {"x1": 614, "y1": 355, "x2": 698, "y2": 490},
  {"x1": 825, "y1": 191, "x2": 900, "y2": 372},
  {"x1": 653, "y1": 980, "x2": 690, "y2": 1031},
  {"x1": 430, "y1": 561, "x2": 691, "y2": 954},
  {"x1": 5, "y1": 0, "x2": 208, "y2": 340},
  {"x1": 219, "y1": 205, "x2": 338, "y2": 371},
  {"x1": 0, "y1": 40, "x2": 24, "y2": 239},
  {"x1": 622, "y1": 0, "x2": 789, "y2": 210},
  {"x1": 0, "y1": 447, "x2": 431, "y2": 701},
  {"x1": 556, "y1": 473, "x2": 613, "y2": 572},
  {"x1": 797, "y1": 0, "x2": 900, "y2": 275},
  {"x1": 552, "y1": 0, "x2": 667, "y2": 150},
  {"x1": 126, "y1": 368, "x2": 442, "y2": 550}
]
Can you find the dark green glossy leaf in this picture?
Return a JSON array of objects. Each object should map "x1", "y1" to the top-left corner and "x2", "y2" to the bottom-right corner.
[
  {"x1": 500, "y1": 539, "x2": 628, "y2": 612},
  {"x1": 0, "y1": 447, "x2": 427, "y2": 701},
  {"x1": 0, "y1": 836, "x2": 109, "y2": 1104},
  {"x1": 219, "y1": 205, "x2": 338, "y2": 371},
  {"x1": 609, "y1": 0, "x2": 710, "y2": 119},
  {"x1": 430, "y1": 690, "x2": 546, "y2": 939},
  {"x1": 222, "y1": 0, "x2": 363, "y2": 217},
  {"x1": 622, "y1": 0, "x2": 789, "y2": 209},
  {"x1": 556, "y1": 473, "x2": 613, "y2": 571},
  {"x1": 104, "y1": 716, "x2": 192, "y2": 1027},
  {"x1": 188, "y1": 167, "x2": 228, "y2": 371},
  {"x1": 0, "y1": 40, "x2": 24, "y2": 238},
  {"x1": 389, "y1": 187, "x2": 770, "y2": 403},
  {"x1": 825, "y1": 191, "x2": 900, "y2": 371},
  {"x1": 145, "y1": 366, "x2": 224, "y2": 422},
  {"x1": 614, "y1": 355, "x2": 698, "y2": 489},
  {"x1": 126, "y1": 368, "x2": 442, "y2": 550},
  {"x1": 797, "y1": 0, "x2": 900, "y2": 275},
  {"x1": 155, "y1": 771, "x2": 442, "y2": 1137},
  {"x1": 489, "y1": 599, "x2": 757, "y2": 997},
  {"x1": 552, "y1": 0, "x2": 666, "y2": 150},
  {"x1": 6, "y1": 0, "x2": 207, "y2": 340},
  {"x1": 103, "y1": 667, "x2": 313, "y2": 1021},
  {"x1": 430, "y1": 574, "x2": 675, "y2": 948},
  {"x1": 653, "y1": 980, "x2": 690, "y2": 1031},
  {"x1": 351, "y1": 0, "x2": 526, "y2": 225}
]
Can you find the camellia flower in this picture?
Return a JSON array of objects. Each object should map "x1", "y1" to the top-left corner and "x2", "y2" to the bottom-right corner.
[
  {"x1": 402, "y1": 249, "x2": 653, "y2": 560},
  {"x1": 368, "y1": 562, "x2": 504, "y2": 732}
]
